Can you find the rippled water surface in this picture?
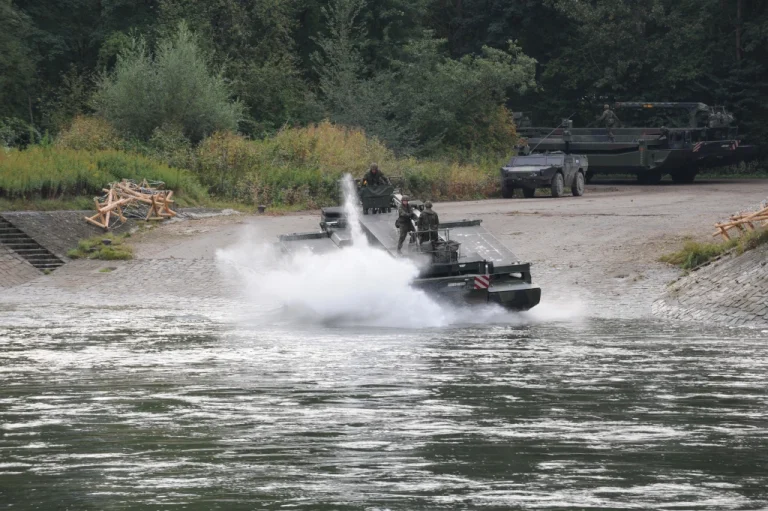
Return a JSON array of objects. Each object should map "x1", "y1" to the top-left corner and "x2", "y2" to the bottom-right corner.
[{"x1": 2, "y1": 302, "x2": 768, "y2": 510}]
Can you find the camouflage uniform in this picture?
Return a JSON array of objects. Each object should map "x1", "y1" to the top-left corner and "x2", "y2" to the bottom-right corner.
[
  {"x1": 596, "y1": 105, "x2": 619, "y2": 128},
  {"x1": 396, "y1": 198, "x2": 415, "y2": 253},
  {"x1": 418, "y1": 203, "x2": 440, "y2": 249},
  {"x1": 363, "y1": 164, "x2": 387, "y2": 186}
]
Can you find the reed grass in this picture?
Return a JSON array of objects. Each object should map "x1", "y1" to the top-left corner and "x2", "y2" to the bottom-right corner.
[{"x1": 0, "y1": 146, "x2": 206, "y2": 205}]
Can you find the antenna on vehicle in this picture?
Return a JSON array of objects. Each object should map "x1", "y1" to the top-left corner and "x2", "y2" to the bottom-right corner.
[{"x1": 530, "y1": 112, "x2": 576, "y2": 153}]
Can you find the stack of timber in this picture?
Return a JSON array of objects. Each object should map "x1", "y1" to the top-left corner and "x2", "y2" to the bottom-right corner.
[
  {"x1": 85, "y1": 179, "x2": 177, "y2": 230},
  {"x1": 713, "y1": 199, "x2": 768, "y2": 240}
]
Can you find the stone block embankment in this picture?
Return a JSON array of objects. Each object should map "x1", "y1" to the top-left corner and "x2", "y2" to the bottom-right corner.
[
  {"x1": 1, "y1": 211, "x2": 135, "y2": 259},
  {"x1": 0, "y1": 245, "x2": 41, "y2": 288},
  {"x1": 653, "y1": 243, "x2": 768, "y2": 328}
]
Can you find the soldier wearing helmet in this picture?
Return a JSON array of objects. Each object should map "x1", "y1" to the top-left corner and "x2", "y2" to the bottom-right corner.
[
  {"x1": 396, "y1": 195, "x2": 416, "y2": 253},
  {"x1": 418, "y1": 201, "x2": 440, "y2": 250},
  {"x1": 362, "y1": 163, "x2": 388, "y2": 187},
  {"x1": 596, "y1": 104, "x2": 620, "y2": 128}
]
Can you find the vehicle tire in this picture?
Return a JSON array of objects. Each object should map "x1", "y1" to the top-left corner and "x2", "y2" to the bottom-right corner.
[
  {"x1": 671, "y1": 167, "x2": 697, "y2": 184},
  {"x1": 363, "y1": 208, "x2": 368, "y2": 215},
  {"x1": 585, "y1": 170, "x2": 595, "y2": 184},
  {"x1": 572, "y1": 171, "x2": 585, "y2": 196},
  {"x1": 501, "y1": 182, "x2": 514, "y2": 199},
  {"x1": 637, "y1": 171, "x2": 662, "y2": 185},
  {"x1": 551, "y1": 172, "x2": 565, "y2": 198},
  {"x1": 523, "y1": 187, "x2": 536, "y2": 198}
]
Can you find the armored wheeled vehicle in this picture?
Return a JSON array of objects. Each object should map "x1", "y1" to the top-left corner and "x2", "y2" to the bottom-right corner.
[
  {"x1": 500, "y1": 152, "x2": 588, "y2": 198},
  {"x1": 277, "y1": 186, "x2": 541, "y2": 311},
  {"x1": 518, "y1": 102, "x2": 758, "y2": 184}
]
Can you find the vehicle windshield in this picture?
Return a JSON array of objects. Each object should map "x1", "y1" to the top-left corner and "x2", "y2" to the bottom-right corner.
[{"x1": 510, "y1": 156, "x2": 549, "y2": 166}]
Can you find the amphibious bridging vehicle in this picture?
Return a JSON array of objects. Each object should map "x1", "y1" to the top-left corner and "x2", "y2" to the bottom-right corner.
[
  {"x1": 518, "y1": 102, "x2": 758, "y2": 184},
  {"x1": 277, "y1": 187, "x2": 541, "y2": 311}
]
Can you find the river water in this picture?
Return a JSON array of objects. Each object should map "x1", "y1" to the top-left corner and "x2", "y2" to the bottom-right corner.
[{"x1": 2, "y1": 298, "x2": 768, "y2": 510}]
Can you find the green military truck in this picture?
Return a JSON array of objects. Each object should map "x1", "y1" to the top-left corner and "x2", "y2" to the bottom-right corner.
[{"x1": 518, "y1": 102, "x2": 758, "y2": 184}]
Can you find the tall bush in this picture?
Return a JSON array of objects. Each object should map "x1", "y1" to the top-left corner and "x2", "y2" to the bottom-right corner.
[{"x1": 93, "y1": 23, "x2": 243, "y2": 143}]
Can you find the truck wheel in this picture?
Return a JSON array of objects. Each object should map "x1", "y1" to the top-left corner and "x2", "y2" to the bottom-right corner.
[
  {"x1": 523, "y1": 187, "x2": 536, "y2": 198},
  {"x1": 572, "y1": 171, "x2": 585, "y2": 196},
  {"x1": 551, "y1": 173, "x2": 565, "y2": 198},
  {"x1": 501, "y1": 182, "x2": 514, "y2": 198},
  {"x1": 671, "y1": 168, "x2": 697, "y2": 184},
  {"x1": 638, "y1": 171, "x2": 662, "y2": 185}
]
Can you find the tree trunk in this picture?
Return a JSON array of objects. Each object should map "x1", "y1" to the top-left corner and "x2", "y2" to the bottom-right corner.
[
  {"x1": 736, "y1": 0, "x2": 742, "y2": 61},
  {"x1": 27, "y1": 94, "x2": 34, "y2": 127}
]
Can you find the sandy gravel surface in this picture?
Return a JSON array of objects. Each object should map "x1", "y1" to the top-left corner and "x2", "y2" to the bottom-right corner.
[
  {"x1": 4, "y1": 179, "x2": 764, "y2": 317},
  {"x1": 135, "y1": 180, "x2": 768, "y2": 261},
  {"x1": 125, "y1": 179, "x2": 766, "y2": 315}
]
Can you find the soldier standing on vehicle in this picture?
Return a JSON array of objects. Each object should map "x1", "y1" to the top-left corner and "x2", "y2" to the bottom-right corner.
[
  {"x1": 596, "y1": 104, "x2": 620, "y2": 128},
  {"x1": 362, "y1": 163, "x2": 388, "y2": 187},
  {"x1": 396, "y1": 195, "x2": 416, "y2": 254},
  {"x1": 418, "y1": 201, "x2": 440, "y2": 252}
]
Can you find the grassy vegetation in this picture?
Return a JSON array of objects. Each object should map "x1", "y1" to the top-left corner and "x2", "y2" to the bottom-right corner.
[
  {"x1": 0, "y1": 197, "x2": 95, "y2": 211},
  {"x1": 0, "y1": 145, "x2": 205, "y2": 205},
  {"x1": 699, "y1": 159, "x2": 768, "y2": 179},
  {"x1": 660, "y1": 229, "x2": 768, "y2": 269},
  {"x1": 190, "y1": 122, "x2": 502, "y2": 208},
  {"x1": 1, "y1": 118, "x2": 506, "y2": 212},
  {"x1": 67, "y1": 233, "x2": 134, "y2": 260}
]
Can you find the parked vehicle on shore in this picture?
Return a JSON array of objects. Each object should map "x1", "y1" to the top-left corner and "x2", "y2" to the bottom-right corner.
[
  {"x1": 500, "y1": 152, "x2": 588, "y2": 198},
  {"x1": 518, "y1": 102, "x2": 758, "y2": 184}
]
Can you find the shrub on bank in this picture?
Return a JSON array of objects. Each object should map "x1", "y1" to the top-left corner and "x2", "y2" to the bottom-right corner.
[
  {"x1": 192, "y1": 121, "x2": 501, "y2": 207},
  {"x1": 0, "y1": 146, "x2": 205, "y2": 204},
  {"x1": 55, "y1": 116, "x2": 123, "y2": 152},
  {"x1": 660, "y1": 229, "x2": 768, "y2": 270},
  {"x1": 3, "y1": 118, "x2": 505, "y2": 210}
]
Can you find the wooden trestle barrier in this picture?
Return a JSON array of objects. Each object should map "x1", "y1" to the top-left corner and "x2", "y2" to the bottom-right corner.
[
  {"x1": 713, "y1": 204, "x2": 768, "y2": 240},
  {"x1": 84, "y1": 179, "x2": 177, "y2": 230}
]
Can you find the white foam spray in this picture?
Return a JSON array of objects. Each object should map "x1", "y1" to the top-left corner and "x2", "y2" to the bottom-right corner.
[
  {"x1": 341, "y1": 174, "x2": 367, "y2": 245},
  {"x1": 215, "y1": 174, "x2": 585, "y2": 329}
]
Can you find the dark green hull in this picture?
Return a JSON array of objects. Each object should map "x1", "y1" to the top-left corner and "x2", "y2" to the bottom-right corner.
[
  {"x1": 521, "y1": 127, "x2": 758, "y2": 177},
  {"x1": 278, "y1": 207, "x2": 542, "y2": 311}
]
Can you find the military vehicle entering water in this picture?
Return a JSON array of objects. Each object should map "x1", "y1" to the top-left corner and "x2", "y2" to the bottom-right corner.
[
  {"x1": 518, "y1": 102, "x2": 758, "y2": 184},
  {"x1": 500, "y1": 152, "x2": 588, "y2": 198},
  {"x1": 277, "y1": 184, "x2": 541, "y2": 311}
]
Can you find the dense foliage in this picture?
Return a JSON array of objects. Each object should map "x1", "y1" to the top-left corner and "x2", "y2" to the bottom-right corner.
[{"x1": 4, "y1": 0, "x2": 765, "y2": 153}]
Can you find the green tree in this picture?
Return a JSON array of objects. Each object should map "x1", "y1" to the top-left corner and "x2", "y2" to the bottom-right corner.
[
  {"x1": 311, "y1": 0, "x2": 415, "y2": 151},
  {"x1": 0, "y1": 1, "x2": 37, "y2": 121},
  {"x1": 93, "y1": 22, "x2": 243, "y2": 142},
  {"x1": 158, "y1": 0, "x2": 314, "y2": 135},
  {"x1": 389, "y1": 37, "x2": 536, "y2": 154},
  {"x1": 313, "y1": 0, "x2": 536, "y2": 155}
]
